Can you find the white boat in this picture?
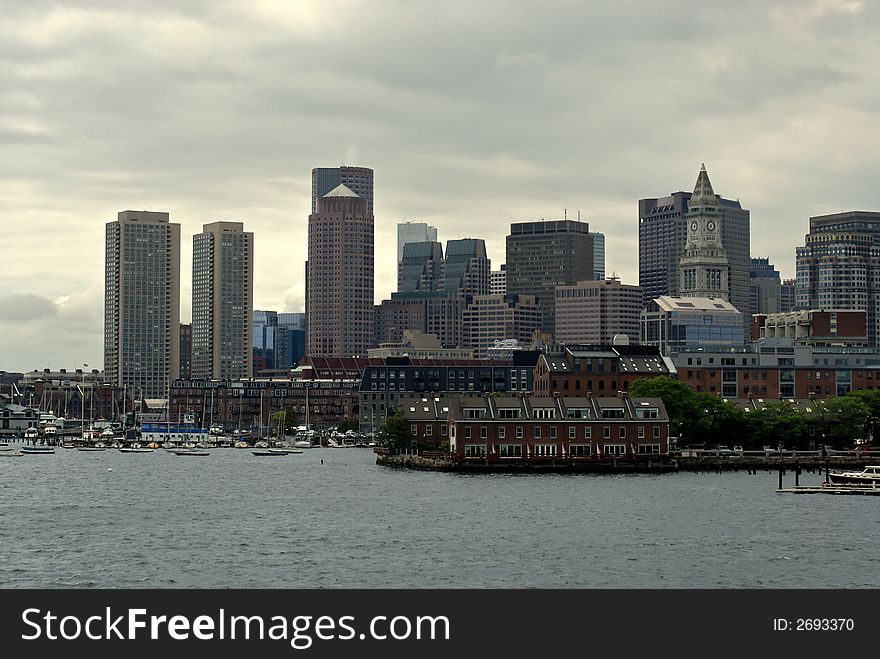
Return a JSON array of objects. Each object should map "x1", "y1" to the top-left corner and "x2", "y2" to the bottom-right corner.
[
  {"x1": 234, "y1": 441, "x2": 249, "y2": 449},
  {"x1": 24, "y1": 428, "x2": 39, "y2": 441},
  {"x1": 0, "y1": 450, "x2": 24, "y2": 457},
  {"x1": 119, "y1": 447, "x2": 155, "y2": 453},
  {"x1": 173, "y1": 449, "x2": 210, "y2": 457},
  {"x1": 269, "y1": 447, "x2": 304, "y2": 454},
  {"x1": 827, "y1": 465, "x2": 880, "y2": 486}
]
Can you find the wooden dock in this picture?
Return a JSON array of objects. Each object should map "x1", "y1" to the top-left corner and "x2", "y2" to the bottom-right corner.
[{"x1": 777, "y1": 484, "x2": 880, "y2": 496}]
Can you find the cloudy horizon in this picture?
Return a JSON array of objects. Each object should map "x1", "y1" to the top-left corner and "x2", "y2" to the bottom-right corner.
[{"x1": 2, "y1": 0, "x2": 879, "y2": 372}]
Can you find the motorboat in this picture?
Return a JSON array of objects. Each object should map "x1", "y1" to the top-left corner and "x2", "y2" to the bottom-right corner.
[
  {"x1": 268, "y1": 447, "x2": 304, "y2": 454},
  {"x1": 21, "y1": 445, "x2": 55, "y2": 454},
  {"x1": 119, "y1": 447, "x2": 155, "y2": 453},
  {"x1": 252, "y1": 450, "x2": 288, "y2": 456},
  {"x1": 172, "y1": 449, "x2": 210, "y2": 457},
  {"x1": 827, "y1": 465, "x2": 880, "y2": 486}
]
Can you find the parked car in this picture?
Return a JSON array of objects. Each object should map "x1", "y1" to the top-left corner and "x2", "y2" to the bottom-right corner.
[
  {"x1": 716, "y1": 445, "x2": 735, "y2": 455},
  {"x1": 733, "y1": 445, "x2": 744, "y2": 453}
]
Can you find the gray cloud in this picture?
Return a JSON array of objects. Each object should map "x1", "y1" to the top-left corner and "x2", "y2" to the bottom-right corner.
[
  {"x1": 0, "y1": 294, "x2": 59, "y2": 321},
  {"x1": 2, "y1": 0, "x2": 880, "y2": 370}
]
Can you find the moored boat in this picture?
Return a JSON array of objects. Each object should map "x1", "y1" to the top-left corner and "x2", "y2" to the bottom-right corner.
[
  {"x1": 172, "y1": 449, "x2": 210, "y2": 457},
  {"x1": 827, "y1": 465, "x2": 880, "y2": 486},
  {"x1": 252, "y1": 450, "x2": 287, "y2": 456},
  {"x1": 21, "y1": 445, "x2": 55, "y2": 454}
]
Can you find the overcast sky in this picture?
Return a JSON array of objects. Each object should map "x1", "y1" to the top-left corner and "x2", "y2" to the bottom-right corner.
[{"x1": 2, "y1": 0, "x2": 879, "y2": 372}]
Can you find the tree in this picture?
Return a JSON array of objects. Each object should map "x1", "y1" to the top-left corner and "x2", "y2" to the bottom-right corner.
[
  {"x1": 377, "y1": 410, "x2": 409, "y2": 450},
  {"x1": 827, "y1": 396, "x2": 870, "y2": 445},
  {"x1": 336, "y1": 418, "x2": 359, "y2": 433},
  {"x1": 746, "y1": 402, "x2": 807, "y2": 449},
  {"x1": 270, "y1": 405, "x2": 299, "y2": 435}
]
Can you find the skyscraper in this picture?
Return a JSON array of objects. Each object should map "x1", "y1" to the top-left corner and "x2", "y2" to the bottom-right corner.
[
  {"x1": 397, "y1": 221, "x2": 438, "y2": 264},
  {"x1": 398, "y1": 241, "x2": 443, "y2": 293},
  {"x1": 639, "y1": 166, "x2": 750, "y2": 324},
  {"x1": 307, "y1": 184, "x2": 374, "y2": 357},
  {"x1": 104, "y1": 210, "x2": 180, "y2": 398},
  {"x1": 490, "y1": 265, "x2": 507, "y2": 296},
  {"x1": 311, "y1": 166, "x2": 374, "y2": 215},
  {"x1": 505, "y1": 219, "x2": 594, "y2": 336},
  {"x1": 795, "y1": 211, "x2": 880, "y2": 346},
  {"x1": 192, "y1": 221, "x2": 254, "y2": 380},
  {"x1": 555, "y1": 278, "x2": 643, "y2": 345},
  {"x1": 590, "y1": 232, "x2": 605, "y2": 281},
  {"x1": 780, "y1": 278, "x2": 796, "y2": 313},
  {"x1": 441, "y1": 238, "x2": 491, "y2": 296},
  {"x1": 677, "y1": 165, "x2": 730, "y2": 300},
  {"x1": 179, "y1": 324, "x2": 192, "y2": 380},
  {"x1": 749, "y1": 257, "x2": 782, "y2": 316}
]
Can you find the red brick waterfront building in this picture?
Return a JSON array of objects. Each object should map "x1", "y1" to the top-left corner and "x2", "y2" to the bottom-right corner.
[{"x1": 397, "y1": 394, "x2": 670, "y2": 461}]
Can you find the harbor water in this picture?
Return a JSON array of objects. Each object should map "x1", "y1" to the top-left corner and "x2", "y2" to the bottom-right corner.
[{"x1": 1, "y1": 447, "x2": 878, "y2": 588}]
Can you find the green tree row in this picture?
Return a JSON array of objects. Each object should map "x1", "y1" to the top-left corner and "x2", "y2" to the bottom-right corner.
[{"x1": 629, "y1": 377, "x2": 880, "y2": 449}]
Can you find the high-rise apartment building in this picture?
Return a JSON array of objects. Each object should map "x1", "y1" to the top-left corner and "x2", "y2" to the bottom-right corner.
[
  {"x1": 505, "y1": 220, "x2": 594, "y2": 337},
  {"x1": 191, "y1": 222, "x2": 254, "y2": 380},
  {"x1": 795, "y1": 211, "x2": 880, "y2": 346},
  {"x1": 312, "y1": 166, "x2": 374, "y2": 215},
  {"x1": 104, "y1": 210, "x2": 180, "y2": 398},
  {"x1": 397, "y1": 221, "x2": 438, "y2": 264},
  {"x1": 639, "y1": 166, "x2": 750, "y2": 326},
  {"x1": 307, "y1": 184, "x2": 374, "y2": 357},
  {"x1": 555, "y1": 278, "x2": 643, "y2": 345},
  {"x1": 253, "y1": 310, "x2": 279, "y2": 371},
  {"x1": 749, "y1": 257, "x2": 782, "y2": 316}
]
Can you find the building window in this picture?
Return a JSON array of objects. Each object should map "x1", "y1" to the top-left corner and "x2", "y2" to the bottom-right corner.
[
  {"x1": 603, "y1": 426, "x2": 610, "y2": 439},
  {"x1": 533, "y1": 427, "x2": 541, "y2": 439},
  {"x1": 569, "y1": 427, "x2": 576, "y2": 439},
  {"x1": 499, "y1": 427, "x2": 505, "y2": 439},
  {"x1": 464, "y1": 427, "x2": 471, "y2": 439},
  {"x1": 619, "y1": 426, "x2": 626, "y2": 439},
  {"x1": 411, "y1": 425, "x2": 417, "y2": 436},
  {"x1": 516, "y1": 426, "x2": 523, "y2": 439}
]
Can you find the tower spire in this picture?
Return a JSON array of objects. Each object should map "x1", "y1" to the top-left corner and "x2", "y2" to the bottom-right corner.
[{"x1": 690, "y1": 163, "x2": 716, "y2": 207}]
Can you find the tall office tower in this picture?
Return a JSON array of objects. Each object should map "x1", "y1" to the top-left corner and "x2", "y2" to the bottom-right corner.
[
  {"x1": 749, "y1": 257, "x2": 782, "y2": 316},
  {"x1": 639, "y1": 165, "x2": 750, "y2": 323},
  {"x1": 104, "y1": 210, "x2": 180, "y2": 398},
  {"x1": 678, "y1": 166, "x2": 730, "y2": 300},
  {"x1": 590, "y1": 232, "x2": 605, "y2": 280},
  {"x1": 179, "y1": 324, "x2": 192, "y2": 380},
  {"x1": 780, "y1": 278, "x2": 796, "y2": 312},
  {"x1": 398, "y1": 241, "x2": 443, "y2": 293},
  {"x1": 307, "y1": 184, "x2": 374, "y2": 357},
  {"x1": 555, "y1": 278, "x2": 643, "y2": 345},
  {"x1": 311, "y1": 166, "x2": 374, "y2": 215},
  {"x1": 397, "y1": 221, "x2": 438, "y2": 264},
  {"x1": 277, "y1": 312, "x2": 306, "y2": 369},
  {"x1": 253, "y1": 310, "x2": 279, "y2": 371},
  {"x1": 796, "y1": 211, "x2": 880, "y2": 346},
  {"x1": 441, "y1": 238, "x2": 490, "y2": 296},
  {"x1": 462, "y1": 294, "x2": 541, "y2": 358},
  {"x1": 490, "y1": 264, "x2": 507, "y2": 295},
  {"x1": 505, "y1": 219, "x2": 594, "y2": 337},
  {"x1": 192, "y1": 222, "x2": 254, "y2": 380}
]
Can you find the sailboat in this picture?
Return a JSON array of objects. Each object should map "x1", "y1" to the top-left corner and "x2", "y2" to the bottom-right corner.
[{"x1": 292, "y1": 387, "x2": 314, "y2": 448}]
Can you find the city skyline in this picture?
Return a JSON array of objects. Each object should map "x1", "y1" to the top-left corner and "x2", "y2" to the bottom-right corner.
[{"x1": 3, "y1": 1, "x2": 880, "y2": 370}]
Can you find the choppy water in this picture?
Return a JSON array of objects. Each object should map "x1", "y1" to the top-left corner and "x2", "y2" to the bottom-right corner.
[{"x1": 1, "y1": 446, "x2": 877, "y2": 588}]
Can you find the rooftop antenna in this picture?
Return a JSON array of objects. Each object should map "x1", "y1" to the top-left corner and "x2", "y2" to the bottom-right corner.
[
  {"x1": 577, "y1": 209, "x2": 581, "y2": 221},
  {"x1": 564, "y1": 208, "x2": 567, "y2": 220}
]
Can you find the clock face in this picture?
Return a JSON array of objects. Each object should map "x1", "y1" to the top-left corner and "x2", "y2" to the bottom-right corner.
[
  {"x1": 706, "y1": 221, "x2": 716, "y2": 231},
  {"x1": 691, "y1": 222, "x2": 698, "y2": 232}
]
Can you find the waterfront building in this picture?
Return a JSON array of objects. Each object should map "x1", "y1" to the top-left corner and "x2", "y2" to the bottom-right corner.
[
  {"x1": 795, "y1": 211, "x2": 880, "y2": 346},
  {"x1": 638, "y1": 166, "x2": 750, "y2": 330},
  {"x1": 397, "y1": 221, "x2": 438, "y2": 264},
  {"x1": 312, "y1": 166, "x2": 374, "y2": 215},
  {"x1": 16, "y1": 367, "x2": 131, "y2": 423},
  {"x1": 0, "y1": 393, "x2": 40, "y2": 437},
  {"x1": 673, "y1": 342, "x2": 880, "y2": 399},
  {"x1": 170, "y1": 378, "x2": 360, "y2": 434},
  {"x1": 640, "y1": 295, "x2": 744, "y2": 355},
  {"x1": 104, "y1": 210, "x2": 180, "y2": 399},
  {"x1": 752, "y1": 310, "x2": 868, "y2": 347},
  {"x1": 554, "y1": 278, "x2": 643, "y2": 346},
  {"x1": 444, "y1": 395, "x2": 670, "y2": 460},
  {"x1": 179, "y1": 324, "x2": 192, "y2": 380},
  {"x1": 192, "y1": 221, "x2": 254, "y2": 380},
  {"x1": 307, "y1": 184, "x2": 374, "y2": 357},
  {"x1": 505, "y1": 219, "x2": 595, "y2": 337},
  {"x1": 357, "y1": 352, "x2": 540, "y2": 433},
  {"x1": 749, "y1": 257, "x2": 782, "y2": 317},
  {"x1": 533, "y1": 344, "x2": 675, "y2": 396},
  {"x1": 490, "y1": 265, "x2": 507, "y2": 295},
  {"x1": 591, "y1": 232, "x2": 605, "y2": 281}
]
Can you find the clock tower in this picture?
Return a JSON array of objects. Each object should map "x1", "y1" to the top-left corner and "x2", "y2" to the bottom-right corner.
[{"x1": 677, "y1": 164, "x2": 730, "y2": 300}]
